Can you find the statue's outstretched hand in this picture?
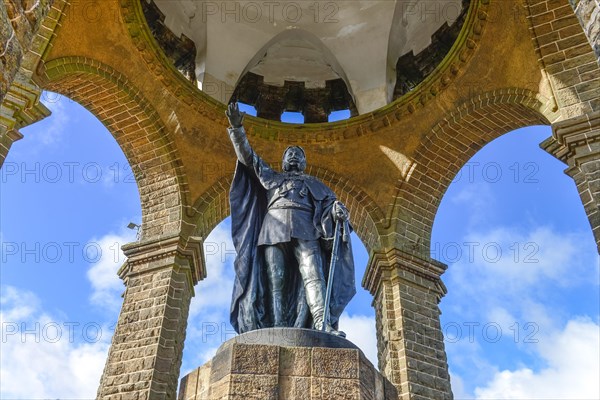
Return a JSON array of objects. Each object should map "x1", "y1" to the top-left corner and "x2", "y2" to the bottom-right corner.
[{"x1": 226, "y1": 102, "x2": 246, "y2": 128}]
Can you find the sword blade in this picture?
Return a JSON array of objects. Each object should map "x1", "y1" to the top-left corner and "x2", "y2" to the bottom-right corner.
[{"x1": 323, "y1": 219, "x2": 341, "y2": 331}]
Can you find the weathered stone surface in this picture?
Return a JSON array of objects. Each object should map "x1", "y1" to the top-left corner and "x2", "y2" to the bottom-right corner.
[
  {"x1": 278, "y1": 376, "x2": 311, "y2": 399},
  {"x1": 231, "y1": 344, "x2": 280, "y2": 375},
  {"x1": 180, "y1": 333, "x2": 397, "y2": 400},
  {"x1": 97, "y1": 236, "x2": 202, "y2": 400},
  {"x1": 311, "y1": 377, "x2": 360, "y2": 400},
  {"x1": 572, "y1": 0, "x2": 600, "y2": 61},
  {"x1": 365, "y1": 249, "x2": 452, "y2": 400},
  {"x1": 279, "y1": 347, "x2": 311, "y2": 377},
  {"x1": 312, "y1": 347, "x2": 360, "y2": 379},
  {"x1": 230, "y1": 374, "x2": 279, "y2": 399}
]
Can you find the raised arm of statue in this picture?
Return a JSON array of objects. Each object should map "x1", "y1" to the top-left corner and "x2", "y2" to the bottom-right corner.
[{"x1": 226, "y1": 103, "x2": 253, "y2": 166}]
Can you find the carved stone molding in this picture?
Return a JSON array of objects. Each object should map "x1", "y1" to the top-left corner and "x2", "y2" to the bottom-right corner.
[
  {"x1": 120, "y1": 233, "x2": 206, "y2": 288},
  {"x1": 363, "y1": 248, "x2": 448, "y2": 301},
  {"x1": 542, "y1": 109, "x2": 600, "y2": 165}
]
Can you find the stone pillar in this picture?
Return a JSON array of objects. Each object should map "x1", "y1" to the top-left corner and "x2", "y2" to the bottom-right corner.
[
  {"x1": 97, "y1": 234, "x2": 205, "y2": 400},
  {"x1": 363, "y1": 249, "x2": 452, "y2": 400},
  {"x1": 570, "y1": 0, "x2": 600, "y2": 63},
  {"x1": 256, "y1": 87, "x2": 285, "y2": 121},
  {"x1": 542, "y1": 110, "x2": 600, "y2": 253}
]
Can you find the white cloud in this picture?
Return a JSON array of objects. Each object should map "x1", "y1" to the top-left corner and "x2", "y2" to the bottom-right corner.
[
  {"x1": 0, "y1": 285, "x2": 110, "y2": 398},
  {"x1": 474, "y1": 318, "x2": 600, "y2": 399},
  {"x1": 191, "y1": 223, "x2": 236, "y2": 316},
  {"x1": 450, "y1": 372, "x2": 470, "y2": 400},
  {"x1": 340, "y1": 312, "x2": 378, "y2": 367},
  {"x1": 448, "y1": 182, "x2": 496, "y2": 228},
  {"x1": 446, "y1": 226, "x2": 598, "y2": 316},
  {"x1": 86, "y1": 230, "x2": 137, "y2": 312},
  {"x1": 38, "y1": 93, "x2": 71, "y2": 146},
  {"x1": 461, "y1": 226, "x2": 594, "y2": 289},
  {"x1": 181, "y1": 223, "x2": 237, "y2": 373},
  {"x1": 441, "y1": 224, "x2": 599, "y2": 398}
]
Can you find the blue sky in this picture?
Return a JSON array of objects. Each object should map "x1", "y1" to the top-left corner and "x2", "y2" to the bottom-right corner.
[{"x1": 0, "y1": 94, "x2": 598, "y2": 398}]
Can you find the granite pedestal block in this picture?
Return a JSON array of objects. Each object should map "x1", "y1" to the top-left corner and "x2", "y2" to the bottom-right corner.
[{"x1": 178, "y1": 328, "x2": 398, "y2": 400}]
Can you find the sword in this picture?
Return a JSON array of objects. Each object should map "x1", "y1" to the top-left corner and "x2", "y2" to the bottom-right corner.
[{"x1": 323, "y1": 216, "x2": 345, "y2": 332}]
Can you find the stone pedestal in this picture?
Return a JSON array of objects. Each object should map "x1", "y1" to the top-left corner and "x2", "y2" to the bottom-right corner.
[{"x1": 178, "y1": 328, "x2": 398, "y2": 400}]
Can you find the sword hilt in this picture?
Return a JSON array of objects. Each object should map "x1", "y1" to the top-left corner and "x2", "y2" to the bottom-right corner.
[{"x1": 342, "y1": 220, "x2": 349, "y2": 243}]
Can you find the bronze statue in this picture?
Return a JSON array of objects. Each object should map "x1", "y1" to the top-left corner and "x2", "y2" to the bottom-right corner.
[{"x1": 226, "y1": 103, "x2": 355, "y2": 336}]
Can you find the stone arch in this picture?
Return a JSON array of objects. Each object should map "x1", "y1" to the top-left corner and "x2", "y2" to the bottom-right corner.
[
  {"x1": 189, "y1": 167, "x2": 385, "y2": 254},
  {"x1": 236, "y1": 29, "x2": 352, "y2": 94},
  {"x1": 37, "y1": 56, "x2": 189, "y2": 239},
  {"x1": 231, "y1": 29, "x2": 357, "y2": 122},
  {"x1": 388, "y1": 88, "x2": 552, "y2": 257}
]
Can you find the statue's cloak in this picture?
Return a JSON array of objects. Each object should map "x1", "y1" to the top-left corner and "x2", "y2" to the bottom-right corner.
[{"x1": 229, "y1": 161, "x2": 356, "y2": 334}]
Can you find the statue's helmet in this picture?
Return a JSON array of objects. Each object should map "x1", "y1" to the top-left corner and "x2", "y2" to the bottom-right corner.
[{"x1": 282, "y1": 146, "x2": 306, "y2": 172}]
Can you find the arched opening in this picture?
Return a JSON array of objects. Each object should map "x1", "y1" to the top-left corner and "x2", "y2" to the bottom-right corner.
[
  {"x1": 431, "y1": 126, "x2": 599, "y2": 398},
  {"x1": 38, "y1": 57, "x2": 189, "y2": 240},
  {"x1": 387, "y1": 89, "x2": 553, "y2": 256},
  {"x1": 230, "y1": 29, "x2": 357, "y2": 123},
  {"x1": 0, "y1": 92, "x2": 142, "y2": 398},
  {"x1": 281, "y1": 111, "x2": 304, "y2": 124}
]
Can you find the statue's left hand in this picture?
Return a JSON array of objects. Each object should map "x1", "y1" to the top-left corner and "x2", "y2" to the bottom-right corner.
[
  {"x1": 226, "y1": 102, "x2": 246, "y2": 128},
  {"x1": 333, "y1": 201, "x2": 349, "y2": 222}
]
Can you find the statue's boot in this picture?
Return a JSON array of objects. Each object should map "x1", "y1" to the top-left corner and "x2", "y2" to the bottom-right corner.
[{"x1": 305, "y1": 280, "x2": 346, "y2": 337}]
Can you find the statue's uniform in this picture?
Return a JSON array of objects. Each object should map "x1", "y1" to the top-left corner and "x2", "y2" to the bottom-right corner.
[
  {"x1": 228, "y1": 126, "x2": 355, "y2": 333},
  {"x1": 258, "y1": 174, "x2": 320, "y2": 245}
]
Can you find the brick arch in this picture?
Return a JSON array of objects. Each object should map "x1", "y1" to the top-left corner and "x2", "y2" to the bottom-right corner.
[
  {"x1": 189, "y1": 167, "x2": 385, "y2": 254},
  {"x1": 388, "y1": 88, "x2": 551, "y2": 257},
  {"x1": 38, "y1": 56, "x2": 189, "y2": 239}
]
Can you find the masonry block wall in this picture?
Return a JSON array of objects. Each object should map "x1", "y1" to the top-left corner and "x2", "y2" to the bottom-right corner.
[
  {"x1": 1, "y1": 0, "x2": 55, "y2": 100},
  {"x1": 525, "y1": 0, "x2": 600, "y2": 118},
  {"x1": 570, "y1": 0, "x2": 600, "y2": 62}
]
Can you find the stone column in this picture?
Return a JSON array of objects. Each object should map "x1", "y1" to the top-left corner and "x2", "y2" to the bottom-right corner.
[
  {"x1": 97, "y1": 234, "x2": 205, "y2": 400},
  {"x1": 542, "y1": 110, "x2": 600, "y2": 253},
  {"x1": 570, "y1": 0, "x2": 600, "y2": 63},
  {"x1": 363, "y1": 249, "x2": 452, "y2": 400}
]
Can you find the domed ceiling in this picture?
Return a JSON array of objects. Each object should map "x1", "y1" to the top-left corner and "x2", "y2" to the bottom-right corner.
[{"x1": 142, "y1": 0, "x2": 468, "y2": 122}]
